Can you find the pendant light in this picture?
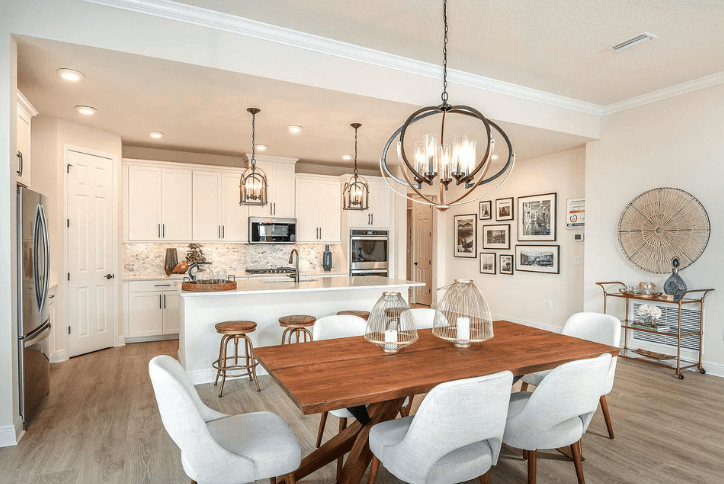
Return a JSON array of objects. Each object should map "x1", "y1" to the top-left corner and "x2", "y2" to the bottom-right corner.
[
  {"x1": 240, "y1": 108, "x2": 268, "y2": 206},
  {"x1": 380, "y1": 0, "x2": 516, "y2": 211},
  {"x1": 342, "y1": 123, "x2": 370, "y2": 211}
]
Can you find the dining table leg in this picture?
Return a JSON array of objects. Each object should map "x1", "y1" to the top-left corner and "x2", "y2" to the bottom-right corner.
[{"x1": 277, "y1": 397, "x2": 405, "y2": 484}]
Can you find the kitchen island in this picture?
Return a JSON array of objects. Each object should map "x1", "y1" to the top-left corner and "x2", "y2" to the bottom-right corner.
[{"x1": 176, "y1": 276, "x2": 423, "y2": 384}]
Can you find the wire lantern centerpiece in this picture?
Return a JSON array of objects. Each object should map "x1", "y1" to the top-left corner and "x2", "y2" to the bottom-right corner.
[
  {"x1": 433, "y1": 279, "x2": 493, "y2": 347},
  {"x1": 365, "y1": 292, "x2": 418, "y2": 353},
  {"x1": 240, "y1": 108, "x2": 268, "y2": 206},
  {"x1": 380, "y1": 0, "x2": 516, "y2": 212},
  {"x1": 342, "y1": 123, "x2": 370, "y2": 211}
]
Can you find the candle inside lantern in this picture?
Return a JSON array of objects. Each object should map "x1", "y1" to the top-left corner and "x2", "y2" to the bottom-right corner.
[
  {"x1": 456, "y1": 317, "x2": 470, "y2": 341},
  {"x1": 424, "y1": 134, "x2": 438, "y2": 177},
  {"x1": 414, "y1": 141, "x2": 426, "y2": 176},
  {"x1": 384, "y1": 329, "x2": 398, "y2": 350},
  {"x1": 439, "y1": 144, "x2": 451, "y2": 184}
]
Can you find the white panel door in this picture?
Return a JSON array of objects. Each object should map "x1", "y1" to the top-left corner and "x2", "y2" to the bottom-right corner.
[
  {"x1": 67, "y1": 150, "x2": 116, "y2": 356},
  {"x1": 413, "y1": 203, "x2": 433, "y2": 305},
  {"x1": 369, "y1": 180, "x2": 392, "y2": 228},
  {"x1": 192, "y1": 171, "x2": 221, "y2": 241},
  {"x1": 162, "y1": 291, "x2": 181, "y2": 334},
  {"x1": 318, "y1": 179, "x2": 341, "y2": 243},
  {"x1": 128, "y1": 292, "x2": 163, "y2": 337},
  {"x1": 127, "y1": 166, "x2": 161, "y2": 240},
  {"x1": 162, "y1": 169, "x2": 193, "y2": 240},
  {"x1": 272, "y1": 163, "x2": 296, "y2": 218},
  {"x1": 16, "y1": 106, "x2": 32, "y2": 188},
  {"x1": 295, "y1": 177, "x2": 319, "y2": 242},
  {"x1": 221, "y1": 173, "x2": 248, "y2": 242}
]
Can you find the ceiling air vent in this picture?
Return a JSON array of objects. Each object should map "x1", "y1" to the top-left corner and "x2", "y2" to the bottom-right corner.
[{"x1": 609, "y1": 32, "x2": 656, "y2": 52}]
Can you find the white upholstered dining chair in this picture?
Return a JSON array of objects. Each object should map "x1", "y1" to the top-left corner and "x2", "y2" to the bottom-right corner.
[
  {"x1": 504, "y1": 353, "x2": 612, "y2": 484},
  {"x1": 521, "y1": 312, "x2": 621, "y2": 439},
  {"x1": 148, "y1": 355, "x2": 301, "y2": 484},
  {"x1": 367, "y1": 371, "x2": 514, "y2": 484}
]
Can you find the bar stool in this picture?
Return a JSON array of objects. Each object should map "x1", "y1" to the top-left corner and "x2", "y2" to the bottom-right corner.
[
  {"x1": 279, "y1": 315, "x2": 316, "y2": 344},
  {"x1": 212, "y1": 321, "x2": 261, "y2": 397},
  {"x1": 336, "y1": 310, "x2": 370, "y2": 321}
]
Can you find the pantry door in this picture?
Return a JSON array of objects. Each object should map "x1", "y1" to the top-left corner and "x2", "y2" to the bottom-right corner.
[{"x1": 66, "y1": 148, "x2": 118, "y2": 357}]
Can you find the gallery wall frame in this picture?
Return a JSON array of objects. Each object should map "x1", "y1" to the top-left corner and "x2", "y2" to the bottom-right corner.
[
  {"x1": 482, "y1": 224, "x2": 511, "y2": 250},
  {"x1": 479, "y1": 252, "x2": 496, "y2": 274},
  {"x1": 453, "y1": 214, "x2": 477, "y2": 258},
  {"x1": 495, "y1": 197, "x2": 514, "y2": 221},
  {"x1": 499, "y1": 254, "x2": 514, "y2": 275},
  {"x1": 479, "y1": 201, "x2": 492, "y2": 220},
  {"x1": 515, "y1": 244, "x2": 560, "y2": 274},
  {"x1": 518, "y1": 192, "x2": 557, "y2": 242}
]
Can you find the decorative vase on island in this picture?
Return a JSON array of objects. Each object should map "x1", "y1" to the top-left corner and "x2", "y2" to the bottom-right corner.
[
  {"x1": 323, "y1": 244, "x2": 332, "y2": 272},
  {"x1": 164, "y1": 248, "x2": 178, "y2": 276},
  {"x1": 664, "y1": 257, "x2": 687, "y2": 301}
]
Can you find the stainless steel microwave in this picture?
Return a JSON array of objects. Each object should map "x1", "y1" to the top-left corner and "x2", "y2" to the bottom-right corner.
[{"x1": 249, "y1": 217, "x2": 297, "y2": 244}]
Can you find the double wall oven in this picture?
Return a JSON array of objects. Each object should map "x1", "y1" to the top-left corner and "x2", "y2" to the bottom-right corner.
[{"x1": 349, "y1": 229, "x2": 389, "y2": 276}]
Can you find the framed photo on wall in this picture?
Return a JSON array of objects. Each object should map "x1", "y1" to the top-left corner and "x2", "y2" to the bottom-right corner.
[
  {"x1": 518, "y1": 192, "x2": 557, "y2": 241},
  {"x1": 495, "y1": 197, "x2": 514, "y2": 221},
  {"x1": 480, "y1": 252, "x2": 496, "y2": 274},
  {"x1": 482, "y1": 224, "x2": 511, "y2": 250},
  {"x1": 515, "y1": 245, "x2": 560, "y2": 274},
  {"x1": 453, "y1": 214, "x2": 477, "y2": 258},
  {"x1": 500, "y1": 254, "x2": 514, "y2": 275},
  {"x1": 479, "y1": 201, "x2": 492, "y2": 220}
]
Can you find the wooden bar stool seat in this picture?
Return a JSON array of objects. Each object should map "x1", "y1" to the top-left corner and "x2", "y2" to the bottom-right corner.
[
  {"x1": 212, "y1": 320, "x2": 261, "y2": 396},
  {"x1": 336, "y1": 310, "x2": 370, "y2": 321},
  {"x1": 279, "y1": 315, "x2": 316, "y2": 344}
]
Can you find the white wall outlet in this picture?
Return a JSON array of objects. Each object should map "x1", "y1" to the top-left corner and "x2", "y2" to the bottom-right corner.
[
  {"x1": 574, "y1": 233, "x2": 585, "y2": 242},
  {"x1": 546, "y1": 300, "x2": 553, "y2": 310}
]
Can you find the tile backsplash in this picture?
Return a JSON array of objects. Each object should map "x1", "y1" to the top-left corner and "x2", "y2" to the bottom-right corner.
[{"x1": 123, "y1": 243, "x2": 346, "y2": 277}]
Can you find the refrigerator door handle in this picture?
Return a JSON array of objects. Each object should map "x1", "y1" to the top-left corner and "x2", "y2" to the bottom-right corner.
[
  {"x1": 22, "y1": 320, "x2": 51, "y2": 348},
  {"x1": 33, "y1": 206, "x2": 43, "y2": 312},
  {"x1": 39, "y1": 205, "x2": 50, "y2": 314}
]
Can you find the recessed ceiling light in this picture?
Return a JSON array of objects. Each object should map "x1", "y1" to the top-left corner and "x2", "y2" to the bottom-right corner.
[
  {"x1": 287, "y1": 125, "x2": 303, "y2": 133},
  {"x1": 255, "y1": 144, "x2": 268, "y2": 151},
  {"x1": 75, "y1": 105, "x2": 96, "y2": 115},
  {"x1": 57, "y1": 68, "x2": 85, "y2": 81},
  {"x1": 148, "y1": 131, "x2": 164, "y2": 139},
  {"x1": 342, "y1": 154, "x2": 352, "y2": 160}
]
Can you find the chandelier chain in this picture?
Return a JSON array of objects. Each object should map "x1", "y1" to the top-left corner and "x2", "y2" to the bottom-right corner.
[
  {"x1": 250, "y1": 110, "x2": 256, "y2": 168},
  {"x1": 354, "y1": 125, "x2": 359, "y2": 176},
  {"x1": 441, "y1": 0, "x2": 448, "y2": 104}
]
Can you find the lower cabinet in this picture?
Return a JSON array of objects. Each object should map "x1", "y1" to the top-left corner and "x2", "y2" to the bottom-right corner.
[{"x1": 124, "y1": 281, "x2": 180, "y2": 341}]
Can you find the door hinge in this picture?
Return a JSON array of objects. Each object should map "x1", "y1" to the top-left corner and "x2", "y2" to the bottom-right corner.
[
  {"x1": 68, "y1": 326, "x2": 71, "y2": 334},
  {"x1": 429, "y1": 288, "x2": 431, "y2": 293},
  {"x1": 67, "y1": 219, "x2": 70, "y2": 228},
  {"x1": 67, "y1": 164, "x2": 72, "y2": 173},
  {"x1": 67, "y1": 273, "x2": 70, "y2": 281}
]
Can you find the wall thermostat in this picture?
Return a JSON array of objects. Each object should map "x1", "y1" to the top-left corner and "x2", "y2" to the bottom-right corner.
[{"x1": 574, "y1": 233, "x2": 585, "y2": 242}]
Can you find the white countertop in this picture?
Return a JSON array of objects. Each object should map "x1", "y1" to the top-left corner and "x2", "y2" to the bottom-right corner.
[
  {"x1": 176, "y1": 276, "x2": 423, "y2": 297},
  {"x1": 123, "y1": 270, "x2": 347, "y2": 282}
]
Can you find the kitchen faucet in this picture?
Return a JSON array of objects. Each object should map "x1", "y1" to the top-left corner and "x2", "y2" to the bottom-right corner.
[{"x1": 288, "y1": 249, "x2": 300, "y2": 283}]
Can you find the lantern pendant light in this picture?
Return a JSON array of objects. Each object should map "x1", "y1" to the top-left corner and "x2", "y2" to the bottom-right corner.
[
  {"x1": 432, "y1": 279, "x2": 494, "y2": 347},
  {"x1": 240, "y1": 108, "x2": 268, "y2": 206},
  {"x1": 380, "y1": 0, "x2": 516, "y2": 211},
  {"x1": 342, "y1": 123, "x2": 370, "y2": 211}
]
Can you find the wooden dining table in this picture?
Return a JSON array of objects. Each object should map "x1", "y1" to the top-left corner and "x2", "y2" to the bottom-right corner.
[{"x1": 254, "y1": 320, "x2": 620, "y2": 484}]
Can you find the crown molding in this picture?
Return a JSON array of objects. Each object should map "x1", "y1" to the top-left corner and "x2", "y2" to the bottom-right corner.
[
  {"x1": 78, "y1": 0, "x2": 603, "y2": 116},
  {"x1": 246, "y1": 154, "x2": 299, "y2": 165},
  {"x1": 77, "y1": 0, "x2": 724, "y2": 118},
  {"x1": 601, "y1": 70, "x2": 724, "y2": 115}
]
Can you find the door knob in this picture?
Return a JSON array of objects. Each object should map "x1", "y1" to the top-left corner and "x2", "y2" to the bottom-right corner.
[
  {"x1": 414, "y1": 262, "x2": 418, "y2": 265},
  {"x1": 104, "y1": 274, "x2": 115, "y2": 279}
]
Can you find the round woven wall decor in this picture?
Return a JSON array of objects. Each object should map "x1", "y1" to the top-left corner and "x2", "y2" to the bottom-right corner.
[{"x1": 617, "y1": 188, "x2": 710, "y2": 274}]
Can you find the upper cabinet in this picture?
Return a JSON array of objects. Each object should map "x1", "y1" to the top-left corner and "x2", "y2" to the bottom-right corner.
[
  {"x1": 295, "y1": 175, "x2": 341, "y2": 243},
  {"x1": 247, "y1": 157, "x2": 297, "y2": 218},
  {"x1": 341, "y1": 175, "x2": 392, "y2": 228},
  {"x1": 125, "y1": 164, "x2": 192, "y2": 241},
  {"x1": 16, "y1": 91, "x2": 38, "y2": 188},
  {"x1": 192, "y1": 170, "x2": 247, "y2": 242}
]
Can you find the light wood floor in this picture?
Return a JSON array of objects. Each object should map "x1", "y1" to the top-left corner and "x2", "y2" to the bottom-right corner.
[{"x1": 1, "y1": 340, "x2": 722, "y2": 484}]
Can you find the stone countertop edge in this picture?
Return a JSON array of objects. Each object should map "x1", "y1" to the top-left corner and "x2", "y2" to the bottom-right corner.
[
  {"x1": 175, "y1": 276, "x2": 424, "y2": 297},
  {"x1": 122, "y1": 271, "x2": 349, "y2": 282}
]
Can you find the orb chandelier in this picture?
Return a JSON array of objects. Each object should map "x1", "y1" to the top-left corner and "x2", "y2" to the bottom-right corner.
[
  {"x1": 380, "y1": 0, "x2": 516, "y2": 211},
  {"x1": 342, "y1": 123, "x2": 370, "y2": 210},
  {"x1": 240, "y1": 108, "x2": 268, "y2": 206}
]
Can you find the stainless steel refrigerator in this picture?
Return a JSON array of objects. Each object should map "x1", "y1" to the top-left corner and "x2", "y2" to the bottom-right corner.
[{"x1": 17, "y1": 187, "x2": 51, "y2": 428}]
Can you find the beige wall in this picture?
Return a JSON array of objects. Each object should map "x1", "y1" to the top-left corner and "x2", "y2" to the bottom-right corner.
[
  {"x1": 445, "y1": 148, "x2": 586, "y2": 330},
  {"x1": 584, "y1": 84, "x2": 724, "y2": 370}
]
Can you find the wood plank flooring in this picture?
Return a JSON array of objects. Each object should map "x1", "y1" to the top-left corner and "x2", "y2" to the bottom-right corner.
[{"x1": 0, "y1": 340, "x2": 722, "y2": 484}]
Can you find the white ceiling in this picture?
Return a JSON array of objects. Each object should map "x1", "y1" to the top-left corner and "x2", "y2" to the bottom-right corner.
[
  {"x1": 17, "y1": 37, "x2": 590, "y2": 169},
  {"x1": 173, "y1": 0, "x2": 724, "y2": 105}
]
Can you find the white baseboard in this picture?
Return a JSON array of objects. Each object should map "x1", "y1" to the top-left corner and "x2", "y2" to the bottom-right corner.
[
  {"x1": 701, "y1": 361, "x2": 724, "y2": 379},
  {"x1": 50, "y1": 349, "x2": 69, "y2": 364},
  {"x1": 116, "y1": 335, "x2": 125, "y2": 347},
  {"x1": 187, "y1": 366, "x2": 269, "y2": 386},
  {"x1": 492, "y1": 314, "x2": 562, "y2": 333},
  {"x1": 124, "y1": 334, "x2": 179, "y2": 344},
  {"x1": 0, "y1": 415, "x2": 23, "y2": 448}
]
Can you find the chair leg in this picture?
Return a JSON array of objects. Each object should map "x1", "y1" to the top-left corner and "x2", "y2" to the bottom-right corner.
[
  {"x1": 523, "y1": 449, "x2": 529, "y2": 460},
  {"x1": 400, "y1": 396, "x2": 413, "y2": 417},
  {"x1": 316, "y1": 411, "x2": 328, "y2": 448},
  {"x1": 571, "y1": 440, "x2": 585, "y2": 484},
  {"x1": 337, "y1": 417, "x2": 347, "y2": 481},
  {"x1": 270, "y1": 478, "x2": 276, "y2": 484},
  {"x1": 286, "y1": 472, "x2": 296, "y2": 484},
  {"x1": 521, "y1": 382, "x2": 529, "y2": 392},
  {"x1": 600, "y1": 395, "x2": 614, "y2": 439},
  {"x1": 480, "y1": 472, "x2": 490, "y2": 484},
  {"x1": 368, "y1": 455, "x2": 381, "y2": 484},
  {"x1": 527, "y1": 450, "x2": 537, "y2": 484}
]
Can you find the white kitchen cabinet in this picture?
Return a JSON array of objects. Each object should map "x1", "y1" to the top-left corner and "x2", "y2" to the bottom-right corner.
[
  {"x1": 16, "y1": 91, "x2": 38, "y2": 188},
  {"x1": 124, "y1": 280, "x2": 180, "y2": 341},
  {"x1": 248, "y1": 160, "x2": 296, "y2": 218},
  {"x1": 126, "y1": 165, "x2": 192, "y2": 241},
  {"x1": 341, "y1": 176, "x2": 392, "y2": 228},
  {"x1": 221, "y1": 173, "x2": 248, "y2": 242},
  {"x1": 193, "y1": 171, "x2": 222, "y2": 241},
  {"x1": 295, "y1": 175, "x2": 340, "y2": 242}
]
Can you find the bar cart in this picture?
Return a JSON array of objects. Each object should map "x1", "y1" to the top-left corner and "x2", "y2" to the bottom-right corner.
[{"x1": 596, "y1": 282, "x2": 714, "y2": 379}]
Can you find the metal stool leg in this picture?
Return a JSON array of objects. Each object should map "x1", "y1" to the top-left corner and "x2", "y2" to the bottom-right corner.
[
  {"x1": 214, "y1": 334, "x2": 226, "y2": 387},
  {"x1": 218, "y1": 335, "x2": 230, "y2": 397},
  {"x1": 245, "y1": 335, "x2": 261, "y2": 392}
]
